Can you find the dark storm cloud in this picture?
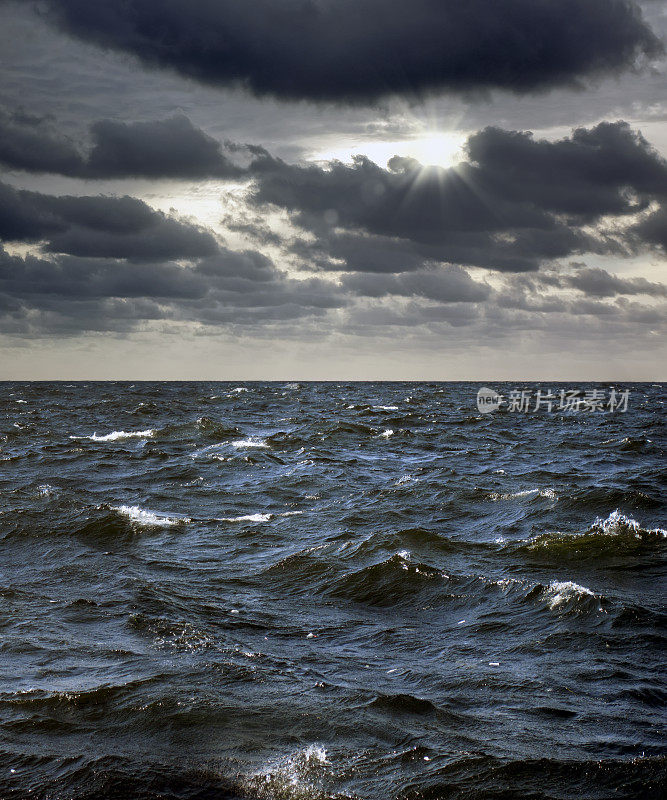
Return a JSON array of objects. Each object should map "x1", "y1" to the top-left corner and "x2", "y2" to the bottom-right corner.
[
  {"x1": 34, "y1": 0, "x2": 661, "y2": 103},
  {"x1": 86, "y1": 116, "x2": 248, "y2": 179},
  {"x1": 0, "y1": 181, "x2": 219, "y2": 261},
  {"x1": 466, "y1": 122, "x2": 667, "y2": 217},
  {"x1": 248, "y1": 121, "x2": 667, "y2": 272},
  {"x1": 0, "y1": 240, "x2": 346, "y2": 335},
  {"x1": 0, "y1": 112, "x2": 250, "y2": 178},
  {"x1": 0, "y1": 109, "x2": 83, "y2": 175},
  {"x1": 564, "y1": 266, "x2": 667, "y2": 297},
  {"x1": 632, "y1": 203, "x2": 667, "y2": 248},
  {"x1": 341, "y1": 266, "x2": 491, "y2": 303},
  {"x1": 503, "y1": 265, "x2": 667, "y2": 299}
]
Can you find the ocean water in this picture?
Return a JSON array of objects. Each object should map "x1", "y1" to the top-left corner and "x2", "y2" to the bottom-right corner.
[{"x1": 0, "y1": 381, "x2": 665, "y2": 799}]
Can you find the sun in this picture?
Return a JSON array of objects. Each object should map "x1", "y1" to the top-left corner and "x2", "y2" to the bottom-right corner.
[{"x1": 313, "y1": 130, "x2": 466, "y2": 170}]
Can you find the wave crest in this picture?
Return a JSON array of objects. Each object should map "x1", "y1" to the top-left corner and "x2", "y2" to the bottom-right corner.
[{"x1": 525, "y1": 510, "x2": 666, "y2": 559}]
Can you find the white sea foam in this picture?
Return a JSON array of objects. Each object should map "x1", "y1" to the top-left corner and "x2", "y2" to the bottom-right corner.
[
  {"x1": 381, "y1": 429, "x2": 394, "y2": 438},
  {"x1": 110, "y1": 505, "x2": 190, "y2": 527},
  {"x1": 591, "y1": 509, "x2": 666, "y2": 538},
  {"x1": 232, "y1": 438, "x2": 269, "y2": 449},
  {"x1": 219, "y1": 513, "x2": 273, "y2": 523},
  {"x1": 74, "y1": 429, "x2": 155, "y2": 442},
  {"x1": 16, "y1": 399, "x2": 27, "y2": 404},
  {"x1": 373, "y1": 405, "x2": 399, "y2": 411},
  {"x1": 243, "y1": 744, "x2": 331, "y2": 799},
  {"x1": 233, "y1": 387, "x2": 249, "y2": 393},
  {"x1": 543, "y1": 580, "x2": 595, "y2": 610},
  {"x1": 490, "y1": 487, "x2": 557, "y2": 501}
]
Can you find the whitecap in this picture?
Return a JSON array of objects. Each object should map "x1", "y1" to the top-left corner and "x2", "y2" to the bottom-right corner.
[
  {"x1": 110, "y1": 505, "x2": 190, "y2": 527},
  {"x1": 243, "y1": 744, "x2": 331, "y2": 800},
  {"x1": 380, "y1": 429, "x2": 394, "y2": 438},
  {"x1": 490, "y1": 487, "x2": 557, "y2": 501},
  {"x1": 74, "y1": 429, "x2": 155, "y2": 442},
  {"x1": 232, "y1": 387, "x2": 249, "y2": 393},
  {"x1": 218, "y1": 513, "x2": 273, "y2": 523},
  {"x1": 373, "y1": 405, "x2": 399, "y2": 411},
  {"x1": 232, "y1": 438, "x2": 269, "y2": 449},
  {"x1": 591, "y1": 509, "x2": 666, "y2": 537},
  {"x1": 16, "y1": 399, "x2": 27, "y2": 404},
  {"x1": 543, "y1": 580, "x2": 595, "y2": 610}
]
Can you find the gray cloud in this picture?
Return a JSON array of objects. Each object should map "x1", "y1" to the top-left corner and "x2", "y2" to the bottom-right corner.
[
  {"x1": 0, "y1": 242, "x2": 347, "y2": 336},
  {"x1": 632, "y1": 203, "x2": 667, "y2": 248},
  {"x1": 341, "y1": 266, "x2": 491, "y2": 303},
  {"x1": 248, "y1": 121, "x2": 667, "y2": 272},
  {"x1": 0, "y1": 111, "x2": 256, "y2": 179},
  {"x1": 565, "y1": 266, "x2": 667, "y2": 297},
  {"x1": 0, "y1": 181, "x2": 220, "y2": 261},
  {"x1": 34, "y1": 0, "x2": 662, "y2": 104}
]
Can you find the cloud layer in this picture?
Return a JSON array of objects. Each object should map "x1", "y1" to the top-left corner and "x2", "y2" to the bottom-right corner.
[
  {"x1": 0, "y1": 112, "x2": 254, "y2": 178},
  {"x1": 35, "y1": 0, "x2": 662, "y2": 103},
  {"x1": 248, "y1": 121, "x2": 667, "y2": 273},
  {"x1": 0, "y1": 181, "x2": 220, "y2": 261},
  {"x1": 0, "y1": 109, "x2": 663, "y2": 351}
]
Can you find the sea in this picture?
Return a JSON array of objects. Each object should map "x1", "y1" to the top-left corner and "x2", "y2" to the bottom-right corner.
[{"x1": 0, "y1": 381, "x2": 665, "y2": 799}]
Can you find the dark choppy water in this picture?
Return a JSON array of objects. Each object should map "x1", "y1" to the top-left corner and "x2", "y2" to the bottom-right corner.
[{"x1": 1, "y1": 382, "x2": 665, "y2": 799}]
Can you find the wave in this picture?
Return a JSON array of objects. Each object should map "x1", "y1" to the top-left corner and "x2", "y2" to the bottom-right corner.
[
  {"x1": 327, "y1": 553, "x2": 446, "y2": 606},
  {"x1": 194, "y1": 416, "x2": 242, "y2": 439},
  {"x1": 128, "y1": 614, "x2": 212, "y2": 652},
  {"x1": 558, "y1": 486, "x2": 662, "y2": 511},
  {"x1": 1, "y1": 752, "x2": 662, "y2": 800},
  {"x1": 539, "y1": 580, "x2": 599, "y2": 612},
  {"x1": 232, "y1": 437, "x2": 270, "y2": 448},
  {"x1": 0, "y1": 755, "x2": 241, "y2": 800},
  {"x1": 72, "y1": 429, "x2": 155, "y2": 442},
  {"x1": 490, "y1": 487, "x2": 558, "y2": 501},
  {"x1": 242, "y1": 744, "x2": 349, "y2": 800},
  {"x1": 218, "y1": 512, "x2": 273, "y2": 523},
  {"x1": 367, "y1": 692, "x2": 437, "y2": 715},
  {"x1": 1, "y1": 677, "x2": 161, "y2": 712},
  {"x1": 109, "y1": 505, "x2": 191, "y2": 527},
  {"x1": 217, "y1": 510, "x2": 302, "y2": 524},
  {"x1": 395, "y1": 753, "x2": 666, "y2": 800},
  {"x1": 524, "y1": 510, "x2": 666, "y2": 559}
]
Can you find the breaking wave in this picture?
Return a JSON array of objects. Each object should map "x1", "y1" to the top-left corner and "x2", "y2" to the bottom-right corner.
[
  {"x1": 525, "y1": 510, "x2": 667, "y2": 559},
  {"x1": 108, "y1": 505, "x2": 191, "y2": 527},
  {"x1": 73, "y1": 429, "x2": 155, "y2": 441}
]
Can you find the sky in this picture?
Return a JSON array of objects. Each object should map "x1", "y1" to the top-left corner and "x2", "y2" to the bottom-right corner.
[{"x1": 0, "y1": 0, "x2": 665, "y2": 380}]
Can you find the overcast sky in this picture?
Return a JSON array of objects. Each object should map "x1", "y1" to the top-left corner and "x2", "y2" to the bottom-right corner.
[{"x1": 0, "y1": 0, "x2": 665, "y2": 379}]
